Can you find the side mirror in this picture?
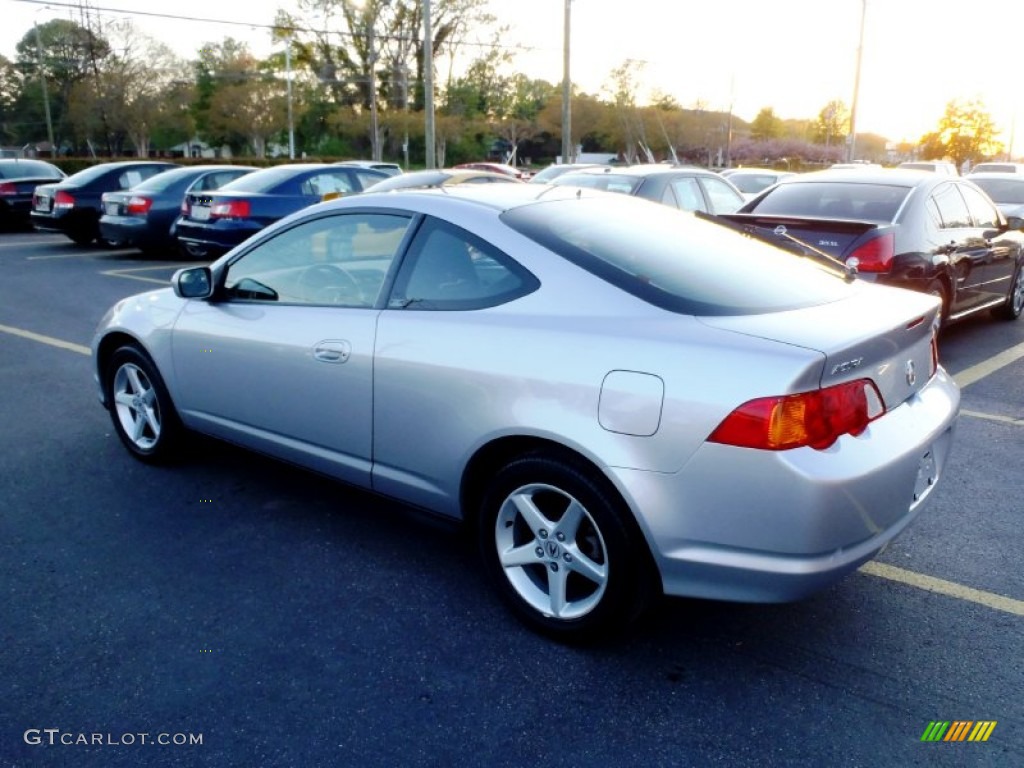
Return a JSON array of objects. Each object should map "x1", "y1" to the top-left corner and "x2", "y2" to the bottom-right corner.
[
  {"x1": 1007, "y1": 215, "x2": 1024, "y2": 232},
  {"x1": 172, "y1": 266, "x2": 213, "y2": 299}
]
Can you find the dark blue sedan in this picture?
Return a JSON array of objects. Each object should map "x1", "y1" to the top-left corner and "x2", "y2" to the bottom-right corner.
[
  {"x1": 99, "y1": 165, "x2": 256, "y2": 255},
  {"x1": 174, "y1": 163, "x2": 388, "y2": 257}
]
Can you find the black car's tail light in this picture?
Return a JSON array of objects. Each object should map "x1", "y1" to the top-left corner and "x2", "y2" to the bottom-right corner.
[{"x1": 845, "y1": 232, "x2": 894, "y2": 273}]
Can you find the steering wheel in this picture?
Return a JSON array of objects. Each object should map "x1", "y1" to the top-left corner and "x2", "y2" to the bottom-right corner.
[{"x1": 297, "y1": 263, "x2": 363, "y2": 305}]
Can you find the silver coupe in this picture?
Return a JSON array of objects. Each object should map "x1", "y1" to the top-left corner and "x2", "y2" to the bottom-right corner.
[{"x1": 92, "y1": 184, "x2": 960, "y2": 640}]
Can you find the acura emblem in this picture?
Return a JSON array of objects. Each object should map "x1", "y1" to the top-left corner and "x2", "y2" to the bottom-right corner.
[{"x1": 905, "y1": 360, "x2": 916, "y2": 386}]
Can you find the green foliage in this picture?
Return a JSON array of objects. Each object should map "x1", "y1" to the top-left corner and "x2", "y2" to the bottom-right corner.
[
  {"x1": 918, "y1": 99, "x2": 1003, "y2": 167},
  {"x1": 750, "y1": 107, "x2": 782, "y2": 141},
  {"x1": 814, "y1": 100, "x2": 849, "y2": 146}
]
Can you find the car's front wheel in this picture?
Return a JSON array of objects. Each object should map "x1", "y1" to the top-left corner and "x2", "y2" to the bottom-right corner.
[
  {"x1": 478, "y1": 452, "x2": 654, "y2": 641},
  {"x1": 106, "y1": 345, "x2": 182, "y2": 462},
  {"x1": 992, "y1": 265, "x2": 1024, "y2": 321}
]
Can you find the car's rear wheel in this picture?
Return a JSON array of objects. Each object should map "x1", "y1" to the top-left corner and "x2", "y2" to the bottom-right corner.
[
  {"x1": 478, "y1": 452, "x2": 654, "y2": 641},
  {"x1": 992, "y1": 265, "x2": 1024, "y2": 321},
  {"x1": 68, "y1": 228, "x2": 95, "y2": 246},
  {"x1": 106, "y1": 345, "x2": 182, "y2": 462}
]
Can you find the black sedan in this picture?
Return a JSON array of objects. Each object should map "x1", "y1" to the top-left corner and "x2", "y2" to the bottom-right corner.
[
  {"x1": 174, "y1": 163, "x2": 388, "y2": 258},
  {"x1": 99, "y1": 165, "x2": 256, "y2": 255},
  {"x1": 31, "y1": 161, "x2": 178, "y2": 245},
  {"x1": 0, "y1": 159, "x2": 66, "y2": 231},
  {"x1": 550, "y1": 164, "x2": 745, "y2": 214},
  {"x1": 967, "y1": 172, "x2": 1024, "y2": 221},
  {"x1": 719, "y1": 169, "x2": 1024, "y2": 325}
]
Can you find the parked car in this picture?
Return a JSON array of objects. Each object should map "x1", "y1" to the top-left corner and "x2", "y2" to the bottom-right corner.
[
  {"x1": 968, "y1": 172, "x2": 1024, "y2": 220},
  {"x1": 31, "y1": 161, "x2": 179, "y2": 245},
  {"x1": 897, "y1": 161, "x2": 958, "y2": 176},
  {"x1": 551, "y1": 164, "x2": 745, "y2": 214},
  {"x1": 0, "y1": 159, "x2": 66, "y2": 231},
  {"x1": 335, "y1": 160, "x2": 404, "y2": 177},
  {"x1": 174, "y1": 163, "x2": 388, "y2": 258},
  {"x1": 719, "y1": 168, "x2": 798, "y2": 199},
  {"x1": 452, "y1": 162, "x2": 528, "y2": 180},
  {"x1": 365, "y1": 168, "x2": 522, "y2": 192},
  {"x1": 719, "y1": 168, "x2": 1024, "y2": 325},
  {"x1": 99, "y1": 165, "x2": 256, "y2": 255},
  {"x1": 528, "y1": 163, "x2": 605, "y2": 184},
  {"x1": 91, "y1": 184, "x2": 959, "y2": 640},
  {"x1": 969, "y1": 162, "x2": 1024, "y2": 175}
]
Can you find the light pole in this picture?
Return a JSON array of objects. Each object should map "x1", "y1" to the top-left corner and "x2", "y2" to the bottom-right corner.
[
  {"x1": 561, "y1": 0, "x2": 572, "y2": 165},
  {"x1": 284, "y1": 36, "x2": 295, "y2": 159},
  {"x1": 424, "y1": 0, "x2": 436, "y2": 169},
  {"x1": 847, "y1": 0, "x2": 866, "y2": 163}
]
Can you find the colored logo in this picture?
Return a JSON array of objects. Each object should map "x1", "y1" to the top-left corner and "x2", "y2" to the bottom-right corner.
[{"x1": 921, "y1": 721, "x2": 997, "y2": 742}]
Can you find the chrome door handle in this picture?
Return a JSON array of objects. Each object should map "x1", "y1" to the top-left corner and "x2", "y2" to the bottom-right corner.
[{"x1": 313, "y1": 340, "x2": 351, "y2": 364}]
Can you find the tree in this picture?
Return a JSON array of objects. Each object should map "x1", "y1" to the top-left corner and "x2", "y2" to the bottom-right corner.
[
  {"x1": 814, "y1": 100, "x2": 849, "y2": 147},
  {"x1": 750, "y1": 107, "x2": 782, "y2": 141},
  {"x1": 922, "y1": 99, "x2": 1003, "y2": 168}
]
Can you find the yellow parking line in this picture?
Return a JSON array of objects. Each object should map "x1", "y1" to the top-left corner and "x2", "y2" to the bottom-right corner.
[
  {"x1": 860, "y1": 561, "x2": 1024, "y2": 617},
  {"x1": 951, "y1": 342, "x2": 1024, "y2": 388},
  {"x1": 0, "y1": 323, "x2": 89, "y2": 355}
]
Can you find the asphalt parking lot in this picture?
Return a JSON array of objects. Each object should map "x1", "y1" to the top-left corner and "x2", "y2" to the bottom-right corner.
[{"x1": 1, "y1": 230, "x2": 1022, "y2": 767}]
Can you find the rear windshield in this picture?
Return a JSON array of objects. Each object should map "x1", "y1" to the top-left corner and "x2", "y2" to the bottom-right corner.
[
  {"x1": 746, "y1": 181, "x2": 912, "y2": 222},
  {"x1": 501, "y1": 196, "x2": 855, "y2": 315},
  {"x1": 0, "y1": 160, "x2": 63, "y2": 179},
  {"x1": 130, "y1": 167, "x2": 206, "y2": 192},
  {"x1": 553, "y1": 172, "x2": 643, "y2": 195},
  {"x1": 729, "y1": 174, "x2": 780, "y2": 194},
  {"x1": 971, "y1": 178, "x2": 1024, "y2": 204},
  {"x1": 220, "y1": 167, "x2": 308, "y2": 193}
]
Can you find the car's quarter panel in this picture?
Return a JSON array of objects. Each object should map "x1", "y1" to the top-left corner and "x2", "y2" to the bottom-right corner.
[
  {"x1": 613, "y1": 367, "x2": 959, "y2": 602},
  {"x1": 169, "y1": 302, "x2": 377, "y2": 486}
]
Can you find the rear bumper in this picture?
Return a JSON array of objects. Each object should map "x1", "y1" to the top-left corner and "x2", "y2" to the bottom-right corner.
[
  {"x1": 612, "y1": 368, "x2": 960, "y2": 602},
  {"x1": 175, "y1": 218, "x2": 263, "y2": 253}
]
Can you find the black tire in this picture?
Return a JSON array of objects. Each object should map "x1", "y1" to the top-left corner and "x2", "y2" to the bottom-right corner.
[
  {"x1": 105, "y1": 345, "x2": 183, "y2": 463},
  {"x1": 991, "y1": 265, "x2": 1024, "y2": 321},
  {"x1": 67, "y1": 228, "x2": 95, "y2": 246},
  {"x1": 477, "y1": 452, "x2": 655, "y2": 642}
]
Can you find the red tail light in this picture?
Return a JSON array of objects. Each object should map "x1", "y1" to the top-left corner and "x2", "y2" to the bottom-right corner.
[
  {"x1": 845, "y1": 232, "x2": 894, "y2": 273},
  {"x1": 210, "y1": 200, "x2": 250, "y2": 219},
  {"x1": 0, "y1": 182, "x2": 15, "y2": 196},
  {"x1": 709, "y1": 379, "x2": 886, "y2": 451},
  {"x1": 126, "y1": 196, "x2": 153, "y2": 215},
  {"x1": 54, "y1": 190, "x2": 75, "y2": 209},
  {"x1": 180, "y1": 198, "x2": 189, "y2": 214}
]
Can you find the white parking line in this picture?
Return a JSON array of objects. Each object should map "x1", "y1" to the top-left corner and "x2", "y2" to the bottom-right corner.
[
  {"x1": 101, "y1": 264, "x2": 192, "y2": 285},
  {"x1": 960, "y1": 409, "x2": 1024, "y2": 427},
  {"x1": 860, "y1": 562, "x2": 1024, "y2": 617},
  {"x1": 27, "y1": 249, "x2": 133, "y2": 260},
  {"x1": 951, "y1": 341, "x2": 1024, "y2": 388},
  {"x1": 0, "y1": 323, "x2": 89, "y2": 355}
]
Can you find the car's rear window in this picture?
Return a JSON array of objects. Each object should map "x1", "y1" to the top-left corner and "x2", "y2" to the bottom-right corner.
[
  {"x1": 502, "y1": 196, "x2": 855, "y2": 315},
  {"x1": 0, "y1": 160, "x2": 63, "y2": 179},
  {"x1": 554, "y1": 172, "x2": 643, "y2": 195},
  {"x1": 746, "y1": 181, "x2": 912, "y2": 222},
  {"x1": 220, "y1": 167, "x2": 306, "y2": 193},
  {"x1": 971, "y1": 178, "x2": 1024, "y2": 205}
]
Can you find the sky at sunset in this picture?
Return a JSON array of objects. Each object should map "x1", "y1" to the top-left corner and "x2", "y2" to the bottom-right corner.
[{"x1": 3, "y1": 0, "x2": 1021, "y2": 153}]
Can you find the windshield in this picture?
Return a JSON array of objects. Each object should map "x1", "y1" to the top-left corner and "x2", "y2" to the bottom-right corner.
[
  {"x1": 502, "y1": 195, "x2": 855, "y2": 316},
  {"x1": 0, "y1": 160, "x2": 63, "y2": 179}
]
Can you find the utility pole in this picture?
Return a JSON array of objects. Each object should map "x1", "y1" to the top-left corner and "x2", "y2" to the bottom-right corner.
[
  {"x1": 367, "y1": 7, "x2": 381, "y2": 162},
  {"x1": 561, "y1": 0, "x2": 572, "y2": 165},
  {"x1": 423, "y1": 0, "x2": 436, "y2": 168},
  {"x1": 33, "y1": 19, "x2": 55, "y2": 152}
]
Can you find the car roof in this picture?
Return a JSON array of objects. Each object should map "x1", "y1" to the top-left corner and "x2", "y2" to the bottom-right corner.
[
  {"x1": 561, "y1": 164, "x2": 716, "y2": 179},
  {"x1": 777, "y1": 168, "x2": 945, "y2": 187},
  {"x1": 336, "y1": 178, "x2": 607, "y2": 213}
]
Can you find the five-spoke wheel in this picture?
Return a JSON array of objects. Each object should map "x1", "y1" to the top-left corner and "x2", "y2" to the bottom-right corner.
[{"x1": 107, "y1": 346, "x2": 181, "y2": 461}]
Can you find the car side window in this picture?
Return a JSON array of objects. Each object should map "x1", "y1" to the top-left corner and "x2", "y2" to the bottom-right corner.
[
  {"x1": 119, "y1": 170, "x2": 144, "y2": 189},
  {"x1": 301, "y1": 172, "x2": 356, "y2": 198},
  {"x1": 389, "y1": 218, "x2": 538, "y2": 310},
  {"x1": 958, "y1": 184, "x2": 999, "y2": 228},
  {"x1": 222, "y1": 213, "x2": 412, "y2": 307},
  {"x1": 664, "y1": 177, "x2": 704, "y2": 211},
  {"x1": 700, "y1": 176, "x2": 745, "y2": 214},
  {"x1": 931, "y1": 183, "x2": 971, "y2": 228},
  {"x1": 353, "y1": 170, "x2": 385, "y2": 190}
]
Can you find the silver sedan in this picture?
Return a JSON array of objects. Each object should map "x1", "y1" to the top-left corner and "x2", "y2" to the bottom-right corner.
[{"x1": 92, "y1": 185, "x2": 960, "y2": 641}]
